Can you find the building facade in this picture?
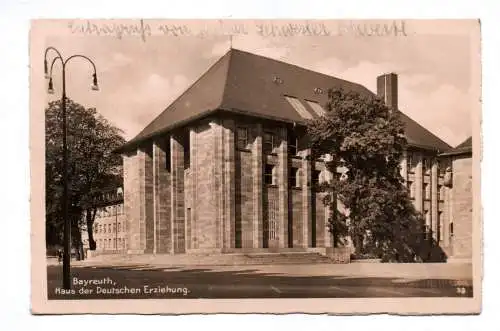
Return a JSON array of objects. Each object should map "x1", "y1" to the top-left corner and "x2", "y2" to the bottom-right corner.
[
  {"x1": 118, "y1": 49, "x2": 471, "y2": 260},
  {"x1": 81, "y1": 187, "x2": 127, "y2": 254}
]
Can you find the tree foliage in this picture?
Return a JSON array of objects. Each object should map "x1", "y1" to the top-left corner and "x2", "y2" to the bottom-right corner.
[
  {"x1": 308, "y1": 88, "x2": 439, "y2": 262},
  {"x1": 45, "y1": 98, "x2": 125, "y2": 254}
]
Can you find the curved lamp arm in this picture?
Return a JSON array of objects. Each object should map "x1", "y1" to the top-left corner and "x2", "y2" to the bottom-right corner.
[
  {"x1": 64, "y1": 54, "x2": 99, "y2": 90},
  {"x1": 44, "y1": 47, "x2": 63, "y2": 79}
]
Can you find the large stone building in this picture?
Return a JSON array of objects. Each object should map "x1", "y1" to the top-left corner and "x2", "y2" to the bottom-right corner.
[{"x1": 117, "y1": 49, "x2": 472, "y2": 260}]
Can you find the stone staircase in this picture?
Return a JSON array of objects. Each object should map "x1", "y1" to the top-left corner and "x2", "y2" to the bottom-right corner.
[{"x1": 80, "y1": 251, "x2": 335, "y2": 266}]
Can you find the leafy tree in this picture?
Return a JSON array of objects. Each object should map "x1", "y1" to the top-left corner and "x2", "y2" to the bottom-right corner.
[
  {"x1": 45, "y1": 98, "x2": 125, "y2": 257},
  {"x1": 308, "y1": 88, "x2": 432, "y2": 262}
]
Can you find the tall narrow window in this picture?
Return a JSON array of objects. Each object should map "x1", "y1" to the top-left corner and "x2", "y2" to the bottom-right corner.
[
  {"x1": 289, "y1": 167, "x2": 300, "y2": 188},
  {"x1": 288, "y1": 130, "x2": 298, "y2": 156},
  {"x1": 407, "y1": 153, "x2": 415, "y2": 173},
  {"x1": 165, "y1": 138, "x2": 171, "y2": 171},
  {"x1": 424, "y1": 183, "x2": 430, "y2": 200},
  {"x1": 263, "y1": 132, "x2": 276, "y2": 154},
  {"x1": 407, "y1": 181, "x2": 414, "y2": 199},
  {"x1": 425, "y1": 211, "x2": 431, "y2": 239},
  {"x1": 438, "y1": 212, "x2": 444, "y2": 242},
  {"x1": 264, "y1": 164, "x2": 275, "y2": 185},
  {"x1": 438, "y1": 159, "x2": 446, "y2": 175},
  {"x1": 422, "y1": 157, "x2": 431, "y2": 174},
  {"x1": 184, "y1": 134, "x2": 191, "y2": 169},
  {"x1": 237, "y1": 127, "x2": 248, "y2": 149},
  {"x1": 312, "y1": 170, "x2": 321, "y2": 187}
]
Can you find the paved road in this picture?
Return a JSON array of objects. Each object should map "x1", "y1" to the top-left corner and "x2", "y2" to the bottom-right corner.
[{"x1": 47, "y1": 263, "x2": 473, "y2": 299}]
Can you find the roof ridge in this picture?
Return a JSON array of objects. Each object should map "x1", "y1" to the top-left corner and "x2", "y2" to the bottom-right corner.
[
  {"x1": 219, "y1": 48, "x2": 235, "y2": 110},
  {"x1": 230, "y1": 48, "x2": 368, "y2": 90}
]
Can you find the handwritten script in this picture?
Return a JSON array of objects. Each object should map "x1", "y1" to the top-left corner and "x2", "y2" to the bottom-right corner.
[{"x1": 67, "y1": 20, "x2": 408, "y2": 42}]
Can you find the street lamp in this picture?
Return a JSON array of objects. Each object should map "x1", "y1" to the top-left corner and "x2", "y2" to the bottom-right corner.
[{"x1": 44, "y1": 47, "x2": 99, "y2": 290}]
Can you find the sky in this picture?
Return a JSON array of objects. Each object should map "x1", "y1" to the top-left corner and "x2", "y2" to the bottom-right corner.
[{"x1": 43, "y1": 20, "x2": 476, "y2": 147}]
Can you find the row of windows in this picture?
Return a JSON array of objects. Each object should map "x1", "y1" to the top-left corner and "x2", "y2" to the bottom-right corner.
[
  {"x1": 407, "y1": 181, "x2": 445, "y2": 201},
  {"x1": 237, "y1": 128, "x2": 300, "y2": 156},
  {"x1": 407, "y1": 153, "x2": 449, "y2": 175},
  {"x1": 97, "y1": 238, "x2": 127, "y2": 250},
  {"x1": 94, "y1": 204, "x2": 124, "y2": 218},
  {"x1": 94, "y1": 222, "x2": 124, "y2": 234},
  {"x1": 264, "y1": 165, "x2": 324, "y2": 187},
  {"x1": 424, "y1": 211, "x2": 447, "y2": 242}
]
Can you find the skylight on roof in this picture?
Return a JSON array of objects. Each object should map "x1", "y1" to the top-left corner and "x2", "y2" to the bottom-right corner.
[
  {"x1": 284, "y1": 96, "x2": 314, "y2": 120},
  {"x1": 306, "y1": 100, "x2": 327, "y2": 116}
]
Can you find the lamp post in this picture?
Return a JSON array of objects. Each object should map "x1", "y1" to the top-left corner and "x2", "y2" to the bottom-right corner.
[{"x1": 44, "y1": 47, "x2": 99, "y2": 290}]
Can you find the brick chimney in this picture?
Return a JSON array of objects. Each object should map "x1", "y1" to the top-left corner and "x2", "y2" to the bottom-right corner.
[{"x1": 377, "y1": 73, "x2": 398, "y2": 111}]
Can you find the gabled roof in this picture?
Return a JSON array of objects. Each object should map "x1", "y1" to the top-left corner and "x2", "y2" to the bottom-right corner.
[
  {"x1": 120, "y1": 48, "x2": 451, "y2": 152},
  {"x1": 440, "y1": 136, "x2": 472, "y2": 156}
]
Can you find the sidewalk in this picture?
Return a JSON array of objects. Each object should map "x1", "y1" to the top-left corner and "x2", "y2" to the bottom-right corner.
[{"x1": 64, "y1": 256, "x2": 473, "y2": 281}]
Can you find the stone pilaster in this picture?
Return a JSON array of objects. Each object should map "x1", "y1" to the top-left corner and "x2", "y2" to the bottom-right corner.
[
  {"x1": 124, "y1": 150, "x2": 144, "y2": 254},
  {"x1": 302, "y1": 150, "x2": 312, "y2": 248},
  {"x1": 431, "y1": 159, "x2": 439, "y2": 241},
  {"x1": 144, "y1": 145, "x2": 154, "y2": 254},
  {"x1": 277, "y1": 127, "x2": 289, "y2": 248},
  {"x1": 213, "y1": 120, "x2": 224, "y2": 249},
  {"x1": 189, "y1": 128, "x2": 197, "y2": 249},
  {"x1": 222, "y1": 120, "x2": 236, "y2": 250},
  {"x1": 170, "y1": 134, "x2": 185, "y2": 254},
  {"x1": 414, "y1": 152, "x2": 424, "y2": 213},
  {"x1": 153, "y1": 137, "x2": 172, "y2": 254},
  {"x1": 252, "y1": 123, "x2": 263, "y2": 248},
  {"x1": 443, "y1": 185, "x2": 450, "y2": 247},
  {"x1": 447, "y1": 185, "x2": 454, "y2": 249}
]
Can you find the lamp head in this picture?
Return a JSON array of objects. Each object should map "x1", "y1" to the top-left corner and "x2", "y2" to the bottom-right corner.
[
  {"x1": 47, "y1": 77, "x2": 54, "y2": 94},
  {"x1": 91, "y1": 73, "x2": 99, "y2": 91}
]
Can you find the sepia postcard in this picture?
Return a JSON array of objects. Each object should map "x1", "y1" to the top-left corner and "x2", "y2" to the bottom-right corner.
[{"x1": 30, "y1": 19, "x2": 482, "y2": 315}]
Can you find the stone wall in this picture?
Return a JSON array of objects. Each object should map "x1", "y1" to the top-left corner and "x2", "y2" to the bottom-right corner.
[
  {"x1": 451, "y1": 155, "x2": 472, "y2": 258},
  {"x1": 123, "y1": 116, "x2": 334, "y2": 254},
  {"x1": 192, "y1": 123, "x2": 217, "y2": 249},
  {"x1": 290, "y1": 189, "x2": 303, "y2": 247},
  {"x1": 153, "y1": 138, "x2": 171, "y2": 253},
  {"x1": 123, "y1": 150, "x2": 143, "y2": 253}
]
